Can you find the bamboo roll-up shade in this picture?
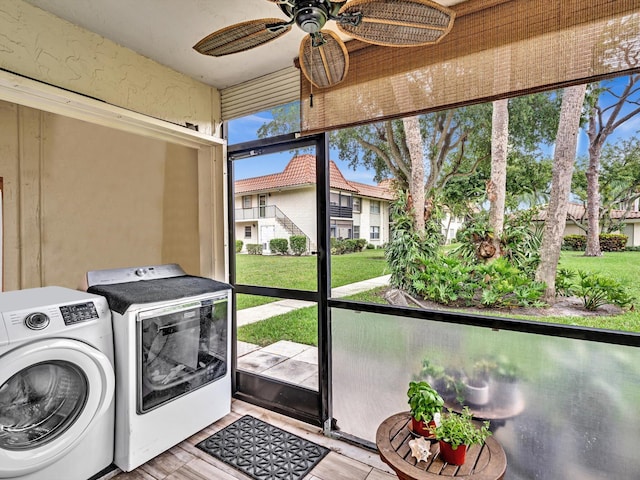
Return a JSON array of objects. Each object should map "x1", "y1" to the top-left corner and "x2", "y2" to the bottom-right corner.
[{"x1": 300, "y1": 0, "x2": 640, "y2": 134}]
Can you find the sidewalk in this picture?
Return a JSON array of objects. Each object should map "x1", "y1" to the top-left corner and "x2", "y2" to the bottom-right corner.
[
  {"x1": 236, "y1": 274, "x2": 391, "y2": 389},
  {"x1": 236, "y1": 274, "x2": 391, "y2": 327}
]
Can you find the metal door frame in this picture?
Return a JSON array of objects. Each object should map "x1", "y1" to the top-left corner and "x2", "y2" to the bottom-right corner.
[{"x1": 227, "y1": 132, "x2": 330, "y2": 427}]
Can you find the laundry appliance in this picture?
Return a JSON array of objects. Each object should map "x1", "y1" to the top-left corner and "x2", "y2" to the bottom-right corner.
[
  {"x1": 86, "y1": 264, "x2": 232, "y2": 472},
  {"x1": 0, "y1": 287, "x2": 115, "y2": 480}
]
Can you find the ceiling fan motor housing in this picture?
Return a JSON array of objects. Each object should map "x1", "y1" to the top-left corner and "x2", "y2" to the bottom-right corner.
[{"x1": 294, "y1": 1, "x2": 329, "y2": 33}]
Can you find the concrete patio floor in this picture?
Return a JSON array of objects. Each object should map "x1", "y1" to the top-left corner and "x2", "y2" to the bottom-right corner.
[{"x1": 236, "y1": 274, "x2": 391, "y2": 389}]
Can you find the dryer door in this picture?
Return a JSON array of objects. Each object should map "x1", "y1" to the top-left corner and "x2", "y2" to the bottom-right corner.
[{"x1": 0, "y1": 338, "x2": 114, "y2": 478}]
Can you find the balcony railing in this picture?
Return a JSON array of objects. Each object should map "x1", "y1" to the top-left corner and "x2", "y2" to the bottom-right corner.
[
  {"x1": 235, "y1": 205, "x2": 312, "y2": 251},
  {"x1": 330, "y1": 205, "x2": 353, "y2": 218}
]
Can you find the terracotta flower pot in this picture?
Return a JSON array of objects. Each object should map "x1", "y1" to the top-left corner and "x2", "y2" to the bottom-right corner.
[
  {"x1": 438, "y1": 440, "x2": 467, "y2": 465},
  {"x1": 411, "y1": 417, "x2": 436, "y2": 437}
]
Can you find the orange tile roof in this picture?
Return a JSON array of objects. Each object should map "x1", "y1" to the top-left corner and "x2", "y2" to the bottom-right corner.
[
  {"x1": 235, "y1": 154, "x2": 393, "y2": 200},
  {"x1": 534, "y1": 202, "x2": 640, "y2": 221}
]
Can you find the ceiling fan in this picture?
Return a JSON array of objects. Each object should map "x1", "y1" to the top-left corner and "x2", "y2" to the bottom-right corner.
[{"x1": 193, "y1": 0, "x2": 456, "y2": 89}]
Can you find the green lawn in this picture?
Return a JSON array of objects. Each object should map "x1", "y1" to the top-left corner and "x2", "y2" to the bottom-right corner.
[
  {"x1": 237, "y1": 250, "x2": 640, "y2": 347},
  {"x1": 235, "y1": 249, "x2": 387, "y2": 309}
]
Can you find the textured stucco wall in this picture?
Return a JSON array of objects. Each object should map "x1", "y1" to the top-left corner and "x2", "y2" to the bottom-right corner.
[
  {"x1": 0, "y1": 101, "x2": 202, "y2": 290},
  {"x1": 0, "y1": 0, "x2": 221, "y2": 136}
]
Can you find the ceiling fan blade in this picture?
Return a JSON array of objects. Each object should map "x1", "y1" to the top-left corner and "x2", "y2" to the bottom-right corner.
[
  {"x1": 299, "y1": 30, "x2": 349, "y2": 89},
  {"x1": 193, "y1": 18, "x2": 292, "y2": 57},
  {"x1": 337, "y1": 0, "x2": 455, "y2": 47}
]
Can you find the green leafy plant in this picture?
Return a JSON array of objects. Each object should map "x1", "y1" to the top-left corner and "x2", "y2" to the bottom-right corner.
[
  {"x1": 492, "y1": 355, "x2": 522, "y2": 383},
  {"x1": 574, "y1": 270, "x2": 634, "y2": 310},
  {"x1": 432, "y1": 407, "x2": 491, "y2": 449},
  {"x1": 420, "y1": 359, "x2": 446, "y2": 381},
  {"x1": 407, "y1": 381, "x2": 444, "y2": 423},
  {"x1": 289, "y1": 235, "x2": 307, "y2": 256},
  {"x1": 555, "y1": 268, "x2": 576, "y2": 297},
  {"x1": 385, "y1": 190, "x2": 442, "y2": 292},
  {"x1": 246, "y1": 244, "x2": 262, "y2": 255},
  {"x1": 418, "y1": 360, "x2": 465, "y2": 404},
  {"x1": 472, "y1": 358, "x2": 498, "y2": 382},
  {"x1": 412, "y1": 255, "x2": 545, "y2": 309},
  {"x1": 269, "y1": 238, "x2": 289, "y2": 255},
  {"x1": 235, "y1": 239, "x2": 244, "y2": 253}
]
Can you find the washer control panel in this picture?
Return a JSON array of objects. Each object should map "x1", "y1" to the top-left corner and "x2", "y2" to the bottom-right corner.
[
  {"x1": 59, "y1": 302, "x2": 99, "y2": 325},
  {"x1": 0, "y1": 286, "x2": 111, "y2": 346}
]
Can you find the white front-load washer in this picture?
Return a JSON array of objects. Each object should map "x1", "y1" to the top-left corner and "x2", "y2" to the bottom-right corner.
[
  {"x1": 87, "y1": 264, "x2": 231, "y2": 472},
  {"x1": 0, "y1": 287, "x2": 115, "y2": 480}
]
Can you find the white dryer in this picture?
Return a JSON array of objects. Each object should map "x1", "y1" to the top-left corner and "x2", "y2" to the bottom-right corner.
[
  {"x1": 87, "y1": 264, "x2": 231, "y2": 472},
  {"x1": 0, "y1": 287, "x2": 115, "y2": 480}
]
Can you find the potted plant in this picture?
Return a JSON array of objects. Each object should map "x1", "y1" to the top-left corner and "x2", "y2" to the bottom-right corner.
[
  {"x1": 432, "y1": 407, "x2": 492, "y2": 465},
  {"x1": 490, "y1": 355, "x2": 522, "y2": 408},
  {"x1": 462, "y1": 358, "x2": 496, "y2": 406},
  {"x1": 420, "y1": 359, "x2": 464, "y2": 404},
  {"x1": 407, "y1": 380, "x2": 444, "y2": 437}
]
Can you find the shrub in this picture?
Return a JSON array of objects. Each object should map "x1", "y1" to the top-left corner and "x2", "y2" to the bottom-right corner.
[
  {"x1": 246, "y1": 244, "x2": 262, "y2": 255},
  {"x1": 269, "y1": 238, "x2": 289, "y2": 255},
  {"x1": 599, "y1": 233, "x2": 627, "y2": 252},
  {"x1": 563, "y1": 234, "x2": 586, "y2": 251},
  {"x1": 290, "y1": 235, "x2": 307, "y2": 256},
  {"x1": 563, "y1": 233, "x2": 628, "y2": 252},
  {"x1": 235, "y1": 240, "x2": 243, "y2": 253},
  {"x1": 330, "y1": 237, "x2": 368, "y2": 255},
  {"x1": 366, "y1": 243, "x2": 376, "y2": 249}
]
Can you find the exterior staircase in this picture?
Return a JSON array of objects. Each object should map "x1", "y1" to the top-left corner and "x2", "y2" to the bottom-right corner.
[{"x1": 273, "y1": 206, "x2": 314, "y2": 253}]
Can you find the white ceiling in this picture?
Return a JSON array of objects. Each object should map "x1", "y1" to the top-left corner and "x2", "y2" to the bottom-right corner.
[{"x1": 23, "y1": 0, "x2": 465, "y2": 90}]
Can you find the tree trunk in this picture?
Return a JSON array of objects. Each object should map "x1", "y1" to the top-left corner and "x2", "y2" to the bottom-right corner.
[
  {"x1": 488, "y1": 99, "x2": 509, "y2": 259},
  {"x1": 585, "y1": 114, "x2": 603, "y2": 256},
  {"x1": 535, "y1": 84, "x2": 587, "y2": 302},
  {"x1": 403, "y1": 116, "x2": 425, "y2": 232}
]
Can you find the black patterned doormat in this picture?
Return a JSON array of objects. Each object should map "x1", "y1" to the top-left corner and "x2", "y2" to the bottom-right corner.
[{"x1": 196, "y1": 415, "x2": 330, "y2": 480}]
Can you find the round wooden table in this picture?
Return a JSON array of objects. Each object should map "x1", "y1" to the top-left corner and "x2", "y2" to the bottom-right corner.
[{"x1": 376, "y1": 412, "x2": 507, "y2": 480}]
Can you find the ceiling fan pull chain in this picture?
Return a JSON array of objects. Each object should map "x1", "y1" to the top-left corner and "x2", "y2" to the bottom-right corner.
[{"x1": 310, "y1": 42, "x2": 314, "y2": 108}]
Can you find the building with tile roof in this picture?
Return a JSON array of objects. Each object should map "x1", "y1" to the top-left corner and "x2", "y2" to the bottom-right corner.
[
  {"x1": 234, "y1": 155, "x2": 394, "y2": 253},
  {"x1": 533, "y1": 201, "x2": 640, "y2": 246}
]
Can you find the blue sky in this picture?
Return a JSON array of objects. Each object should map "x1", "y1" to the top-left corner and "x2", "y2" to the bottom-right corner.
[
  {"x1": 228, "y1": 110, "x2": 378, "y2": 184},
  {"x1": 228, "y1": 76, "x2": 640, "y2": 184}
]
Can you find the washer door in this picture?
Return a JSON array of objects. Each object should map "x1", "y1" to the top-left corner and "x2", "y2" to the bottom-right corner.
[{"x1": 0, "y1": 338, "x2": 114, "y2": 478}]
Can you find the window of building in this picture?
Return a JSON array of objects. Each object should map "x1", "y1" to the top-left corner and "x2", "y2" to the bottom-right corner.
[
  {"x1": 244, "y1": 226, "x2": 251, "y2": 238},
  {"x1": 353, "y1": 225, "x2": 360, "y2": 238},
  {"x1": 370, "y1": 200, "x2": 380, "y2": 214},
  {"x1": 242, "y1": 195, "x2": 251, "y2": 208},
  {"x1": 330, "y1": 192, "x2": 352, "y2": 207},
  {"x1": 353, "y1": 197, "x2": 361, "y2": 213},
  {"x1": 370, "y1": 226, "x2": 380, "y2": 240}
]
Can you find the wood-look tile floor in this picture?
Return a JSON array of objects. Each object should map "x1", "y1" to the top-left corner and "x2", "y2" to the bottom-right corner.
[{"x1": 103, "y1": 400, "x2": 396, "y2": 480}]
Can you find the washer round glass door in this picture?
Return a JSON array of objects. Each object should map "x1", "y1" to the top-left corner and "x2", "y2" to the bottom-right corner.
[
  {"x1": 0, "y1": 361, "x2": 87, "y2": 450},
  {"x1": 0, "y1": 339, "x2": 114, "y2": 478}
]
